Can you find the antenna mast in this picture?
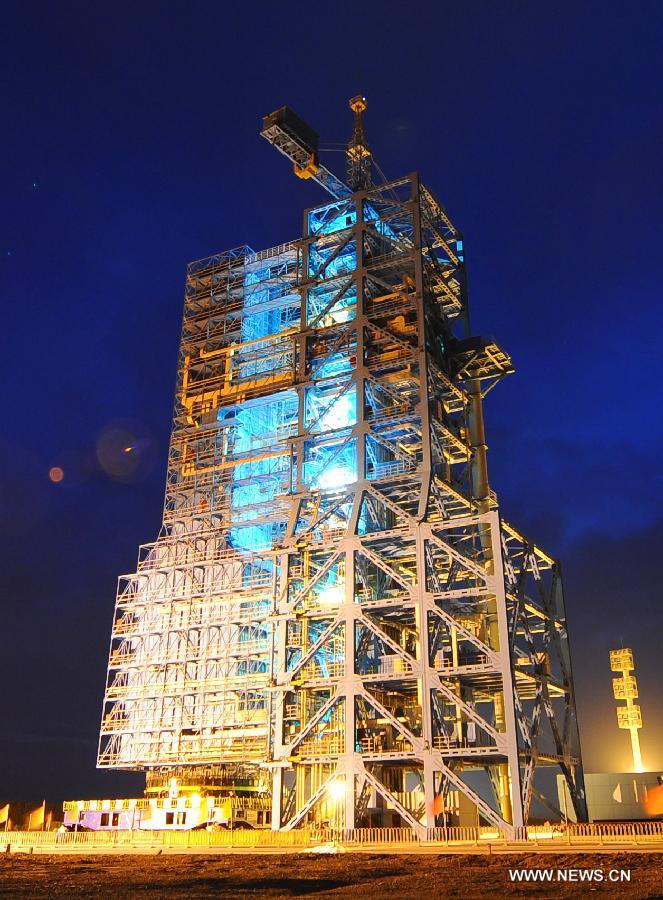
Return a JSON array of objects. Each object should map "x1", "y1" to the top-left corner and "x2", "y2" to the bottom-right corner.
[{"x1": 346, "y1": 95, "x2": 373, "y2": 190}]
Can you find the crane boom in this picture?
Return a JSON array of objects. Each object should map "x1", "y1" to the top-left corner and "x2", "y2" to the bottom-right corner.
[{"x1": 261, "y1": 106, "x2": 351, "y2": 200}]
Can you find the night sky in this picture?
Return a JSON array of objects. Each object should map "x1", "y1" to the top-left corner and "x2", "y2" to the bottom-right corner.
[{"x1": 2, "y1": 2, "x2": 662, "y2": 802}]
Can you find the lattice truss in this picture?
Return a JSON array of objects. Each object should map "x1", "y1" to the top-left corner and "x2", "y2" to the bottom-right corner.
[{"x1": 98, "y1": 174, "x2": 587, "y2": 836}]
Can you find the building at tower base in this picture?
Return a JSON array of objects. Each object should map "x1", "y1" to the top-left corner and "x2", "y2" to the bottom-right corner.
[
  {"x1": 70, "y1": 102, "x2": 587, "y2": 836},
  {"x1": 558, "y1": 772, "x2": 663, "y2": 822}
]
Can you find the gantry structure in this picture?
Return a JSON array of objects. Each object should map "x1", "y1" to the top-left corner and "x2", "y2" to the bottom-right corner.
[{"x1": 98, "y1": 99, "x2": 587, "y2": 836}]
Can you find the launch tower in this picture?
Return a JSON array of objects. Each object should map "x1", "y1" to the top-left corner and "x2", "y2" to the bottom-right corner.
[{"x1": 98, "y1": 99, "x2": 587, "y2": 836}]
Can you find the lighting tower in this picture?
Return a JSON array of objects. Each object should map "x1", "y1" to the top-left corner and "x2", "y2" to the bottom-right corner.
[
  {"x1": 97, "y1": 99, "x2": 587, "y2": 837},
  {"x1": 610, "y1": 648, "x2": 644, "y2": 773}
]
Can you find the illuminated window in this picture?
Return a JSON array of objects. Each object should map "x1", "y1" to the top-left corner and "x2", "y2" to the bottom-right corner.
[
  {"x1": 305, "y1": 385, "x2": 356, "y2": 433},
  {"x1": 304, "y1": 437, "x2": 357, "y2": 491}
]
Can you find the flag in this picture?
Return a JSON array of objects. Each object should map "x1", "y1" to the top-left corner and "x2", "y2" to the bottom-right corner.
[
  {"x1": 28, "y1": 802, "x2": 45, "y2": 831},
  {"x1": 427, "y1": 792, "x2": 445, "y2": 817},
  {"x1": 645, "y1": 783, "x2": 663, "y2": 817},
  {"x1": 0, "y1": 804, "x2": 8, "y2": 829}
]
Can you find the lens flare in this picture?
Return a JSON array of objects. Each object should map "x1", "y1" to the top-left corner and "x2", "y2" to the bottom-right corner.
[{"x1": 96, "y1": 421, "x2": 154, "y2": 483}]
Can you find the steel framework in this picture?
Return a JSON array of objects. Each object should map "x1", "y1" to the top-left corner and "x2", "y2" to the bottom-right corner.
[{"x1": 98, "y1": 108, "x2": 587, "y2": 836}]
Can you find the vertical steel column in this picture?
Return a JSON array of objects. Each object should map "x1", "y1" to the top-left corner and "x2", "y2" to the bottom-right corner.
[
  {"x1": 468, "y1": 375, "x2": 515, "y2": 824},
  {"x1": 270, "y1": 549, "x2": 290, "y2": 829},
  {"x1": 340, "y1": 190, "x2": 367, "y2": 832},
  {"x1": 489, "y1": 510, "x2": 524, "y2": 829},
  {"x1": 342, "y1": 545, "x2": 356, "y2": 831},
  {"x1": 412, "y1": 174, "x2": 437, "y2": 826}
]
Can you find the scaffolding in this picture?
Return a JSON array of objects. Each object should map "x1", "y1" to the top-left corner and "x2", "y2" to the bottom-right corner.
[{"x1": 98, "y1": 103, "x2": 587, "y2": 836}]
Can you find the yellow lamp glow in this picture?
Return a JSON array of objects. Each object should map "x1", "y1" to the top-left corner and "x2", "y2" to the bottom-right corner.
[{"x1": 327, "y1": 779, "x2": 345, "y2": 802}]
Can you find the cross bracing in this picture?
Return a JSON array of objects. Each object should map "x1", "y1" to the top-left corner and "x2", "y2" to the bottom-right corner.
[{"x1": 98, "y1": 170, "x2": 587, "y2": 836}]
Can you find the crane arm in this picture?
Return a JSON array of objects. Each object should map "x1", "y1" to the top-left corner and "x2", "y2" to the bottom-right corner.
[{"x1": 261, "y1": 106, "x2": 351, "y2": 200}]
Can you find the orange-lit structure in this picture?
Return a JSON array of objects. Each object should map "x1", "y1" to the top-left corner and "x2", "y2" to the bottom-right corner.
[{"x1": 94, "y1": 99, "x2": 587, "y2": 836}]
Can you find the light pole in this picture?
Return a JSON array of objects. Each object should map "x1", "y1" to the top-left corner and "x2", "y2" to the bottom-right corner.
[{"x1": 610, "y1": 648, "x2": 644, "y2": 773}]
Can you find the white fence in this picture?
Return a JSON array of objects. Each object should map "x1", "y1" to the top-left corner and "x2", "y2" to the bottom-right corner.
[{"x1": 2, "y1": 821, "x2": 663, "y2": 852}]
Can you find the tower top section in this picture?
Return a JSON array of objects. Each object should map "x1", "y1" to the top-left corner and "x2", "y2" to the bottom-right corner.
[
  {"x1": 346, "y1": 95, "x2": 372, "y2": 190},
  {"x1": 261, "y1": 97, "x2": 375, "y2": 199}
]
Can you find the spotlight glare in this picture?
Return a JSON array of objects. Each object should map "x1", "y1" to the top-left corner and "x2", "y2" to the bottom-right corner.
[
  {"x1": 317, "y1": 585, "x2": 344, "y2": 606},
  {"x1": 327, "y1": 779, "x2": 345, "y2": 802},
  {"x1": 318, "y1": 465, "x2": 353, "y2": 490}
]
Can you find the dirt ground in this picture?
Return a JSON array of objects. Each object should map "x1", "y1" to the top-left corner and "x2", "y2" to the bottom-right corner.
[{"x1": 0, "y1": 853, "x2": 662, "y2": 898}]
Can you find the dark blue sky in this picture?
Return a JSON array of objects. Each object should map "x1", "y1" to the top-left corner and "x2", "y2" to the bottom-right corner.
[{"x1": 2, "y1": 2, "x2": 662, "y2": 801}]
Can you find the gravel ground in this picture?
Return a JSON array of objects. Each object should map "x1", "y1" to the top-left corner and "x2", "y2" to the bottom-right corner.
[{"x1": 0, "y1": 852, "x2": 662, "y2": 898}]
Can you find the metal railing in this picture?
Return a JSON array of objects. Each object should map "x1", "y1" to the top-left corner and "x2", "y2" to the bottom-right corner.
[
  {"x1": 3, "y1": 821, "x2": 663, "y2": 852},
  {"x1": 1, "y1": 829, "x2": 311, "y2": 849}
]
